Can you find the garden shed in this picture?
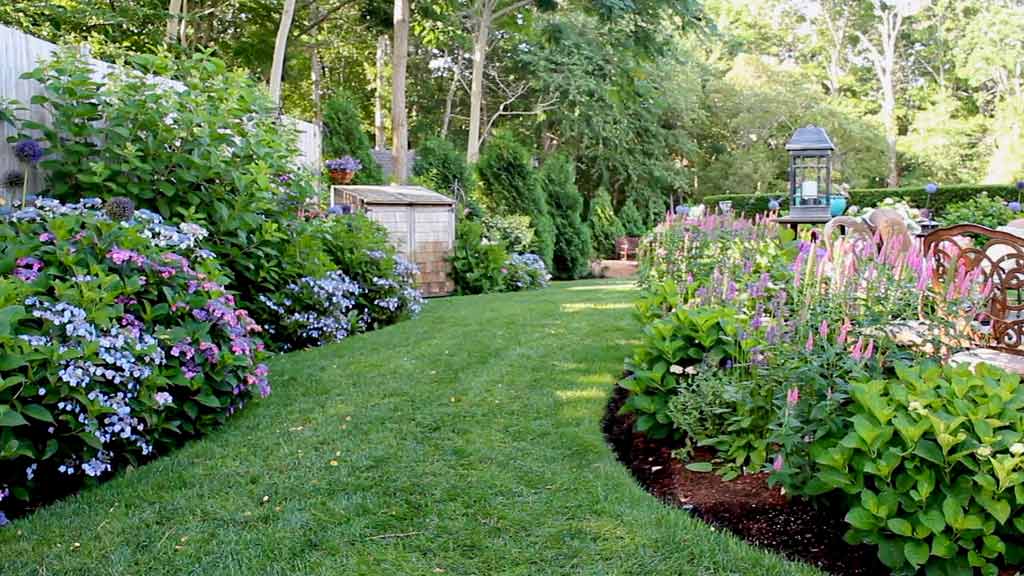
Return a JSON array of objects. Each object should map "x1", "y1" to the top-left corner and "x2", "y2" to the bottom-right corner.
[{"x1": 331, "y1": 185, "x2": 456, "y2": 297}]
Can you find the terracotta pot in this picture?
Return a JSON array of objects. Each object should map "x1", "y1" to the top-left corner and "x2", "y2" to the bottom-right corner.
[{"x1": 329, "y1": 170, "x2": 355, "y2": 185}]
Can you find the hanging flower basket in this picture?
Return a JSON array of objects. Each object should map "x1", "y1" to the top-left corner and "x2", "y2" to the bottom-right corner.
[
  {"x1": 329, "y1": 170, "x2": 355, "y2": 185},
  {"x1": 325, "y1": 156, "x2": 362, "y2": 185}
]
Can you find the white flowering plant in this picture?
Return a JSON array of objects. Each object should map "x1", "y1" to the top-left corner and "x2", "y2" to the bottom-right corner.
[{"x1": 0, "y1": 199, "x2": 269, "y2": 522}]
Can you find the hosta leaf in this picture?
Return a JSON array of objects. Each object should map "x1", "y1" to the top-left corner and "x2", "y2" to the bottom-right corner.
[
  {"x1": 887, "y1": 518, "x2": 914, "y2": 537},
  {"x1": 904, "y1": 540, "x2": 930, "y2": 567},
  {"x1": 918, "y1": 508, "x2": 946, "y2": 535},
  {"x1": 915, "y1": 439, "x2": 944, "y2": 465},
  {"x1": 685, "y1": 462, "x2": 713, "y2": 473},
  {"x1": 846, "y1": 506, "x2": 883, "y2": 530},
  {"x1": 877, "y1": 537, "x2": 907, "y2": 569},
  {"x1": 930, "y1": 532, "x2": 957, "y2": 559}
]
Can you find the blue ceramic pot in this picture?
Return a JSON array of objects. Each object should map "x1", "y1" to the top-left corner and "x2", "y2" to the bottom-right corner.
[{"x1": 830, "y1": 197, "x2": 848, "y2": 217}]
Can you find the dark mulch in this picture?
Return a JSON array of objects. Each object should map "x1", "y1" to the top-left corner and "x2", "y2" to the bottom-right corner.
[{"x1": 601, "y1": 386, "x2": 887, "y2": 576}]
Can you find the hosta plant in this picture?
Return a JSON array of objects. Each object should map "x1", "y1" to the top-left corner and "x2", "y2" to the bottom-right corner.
[
  {"x1": 798, "y1": 361, "x2": 1024, "y2": 575},
  {"x1": 0, "y1": 199, "x2": 269, "y2": 520},
  {"x1": 619, "y1": 307, "x2": 752, "y2": 440}
]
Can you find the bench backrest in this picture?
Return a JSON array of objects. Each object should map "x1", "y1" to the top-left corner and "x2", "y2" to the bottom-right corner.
[
  {"x1": 615, "y1": 236, "x2": 641, "y2": 259},
  {"x1": 923, "y1": 224, "x2": 1024, "y2": 355}
]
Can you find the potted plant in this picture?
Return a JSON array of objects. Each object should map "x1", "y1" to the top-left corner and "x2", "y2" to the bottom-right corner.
[{"x1": 325, "y1": 156, "x2": 362, "y2": 185}]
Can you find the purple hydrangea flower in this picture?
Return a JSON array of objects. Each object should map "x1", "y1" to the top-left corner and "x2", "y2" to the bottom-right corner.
[
  {"x1": 325, "y1": 156, "x2": 362, "y2": 172},
  {"x1": 13, "y1": 140, "x2": 44, "y2": 164}
]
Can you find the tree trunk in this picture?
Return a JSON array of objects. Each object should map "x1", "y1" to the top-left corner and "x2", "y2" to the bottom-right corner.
[
  {"x1": 310, "y1": 3, "x2": 324, "y2": 130},
  {"x1": 179, "y1": 0, "x2": 189, "y2": 47},
  {"x1": 466, "y1": 9, "x2": 491, "y2": 163},
  {"x1": 375, "y1": 35, "x2": 388, "y2": 150},
  {"x1": 392, "y1": 0, "x2": 410, "y2": 184},
  {"x1": 881, "y1": 84, "x2": 899, "y2": 187},
  {"x1": 166, "y1": 0, "x2": 183, "y2": 44},
  {"x1": 440, "y1": 63, "x2": 459, "y2": 138},
  {"x1": 269, "y1": 0, "x2": 298, "y2": 107}
]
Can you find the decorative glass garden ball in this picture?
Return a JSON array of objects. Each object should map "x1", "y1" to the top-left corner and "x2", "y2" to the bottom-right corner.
[
  {"x1": 1010, "y1": 201, "x2": 1022, "y2": 213},
  {"x1": 925, "y1": 182, "x2": 938, "y2": 194},
  {"x1": 1017, "y1": 180, "x2": 1024, "y2": 191},
  {"x1": 675, "y1": 205, "x2": 689, "y2": 216},
  {"x1": 768, "y1": 198, "x2": 781, "y2": 211}
]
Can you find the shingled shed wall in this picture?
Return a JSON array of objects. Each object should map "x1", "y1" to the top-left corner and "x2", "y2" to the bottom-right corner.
[{"x1": 331, "y1": 185, "x2": 456, "y2": 297}]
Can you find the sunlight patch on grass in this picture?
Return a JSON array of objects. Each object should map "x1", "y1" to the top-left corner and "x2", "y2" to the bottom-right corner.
[
  {"x1": 577, "y1": 373, "x2": 617, "y2": 386},
  {"x1": 555, "y1": 387, "x2": 607, "y2": 401},
  {"x1": 560, "y1": 302, "x2": 633, "y2": 313},
  {"x1": 565, "y1": 283, "x2": 637, "y2": 292}
]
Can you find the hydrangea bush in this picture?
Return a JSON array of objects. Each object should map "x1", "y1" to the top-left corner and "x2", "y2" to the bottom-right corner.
[{"x1": 0, "y1": 199, "x2": 269, "y2": 520}]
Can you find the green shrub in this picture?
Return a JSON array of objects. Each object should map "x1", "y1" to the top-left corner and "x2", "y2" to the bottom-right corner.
[
  {"x1": 481, "y1": 214, "x2": 534, "y2": 253},
  {"x1": 618, "y1": 198, "x2": 646, "y2": 237},
  {"x1": 851, "y1": 184, "x2": 1019, "y2": 215},
  {"x1": 701, "y1": 193, "x2": 780, "y2": 216},
  {"x1": 939, "y1": 192, "x2": 1015, "y2": 229},
  {"x1": 702, "y1": 185, "x2": 1022, "y2": 217},
  {"x1": 2, "y1": 51, "x2": 319, "y2": 333},
  {"x1": 587, "y1": 188, "x2": 625, "y2": 259},
  {"x1": 450, "y1": 220, "x2": 510, "y2": 295},
  {"x1": 322, "y1": 94, "x2": 384, "y2": 185},
  {"x1": 413, "y1": 137, "x2": 474, "y2": 199},
  {"x1": 619, "y1": 306, "x2": 750, "y2": 441},
  {"x1": 0, "y1": 199, "x2": 268, "y2": 519},
  {"x1": 793, "y1": 361, "x2": 1024, "y2": 575},
  {"x1": 540, "y1": 155, "x2": 591, "y2": 279},
  {"x1": 476, "y1": 134, "x2": 554, "y2": 267}
]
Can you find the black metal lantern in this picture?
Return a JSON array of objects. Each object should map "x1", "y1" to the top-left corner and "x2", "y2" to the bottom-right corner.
[{"x1": 786, "y1": 125, "x2": 835, "y2": 218}]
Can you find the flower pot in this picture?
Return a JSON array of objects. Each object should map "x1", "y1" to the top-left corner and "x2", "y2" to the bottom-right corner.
[
  {"x1": 329, "y1": 170, "x2": 355, "y2": 185},
  {"x1": 830, "y1": 196, "x2": 848, "y2": 217}
]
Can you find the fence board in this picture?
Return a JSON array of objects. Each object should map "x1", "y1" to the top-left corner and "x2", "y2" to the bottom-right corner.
[{"x1": 0, "y1": 24, "x2": 321, "y2": 201}]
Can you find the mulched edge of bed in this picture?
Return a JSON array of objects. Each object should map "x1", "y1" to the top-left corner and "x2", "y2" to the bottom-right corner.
[{"x1": 601, "y1": 385, "x2": 887, "y2": 576}]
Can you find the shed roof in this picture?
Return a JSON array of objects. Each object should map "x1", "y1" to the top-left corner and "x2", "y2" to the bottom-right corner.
[
  {"x1": 785, "y1": 125, "x2": 835, "y2": 152},
  {"x1": 336, "y1": 185, "x2": 455, "y2": 206}
]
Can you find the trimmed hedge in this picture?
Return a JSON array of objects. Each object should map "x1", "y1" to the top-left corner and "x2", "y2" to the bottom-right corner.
[
  {"x1": 703, "y1": 184, "x2": 1023, "y2": 216},
  {"x1": 701, "y1": 193, "x2": 778, "y2": 215}
]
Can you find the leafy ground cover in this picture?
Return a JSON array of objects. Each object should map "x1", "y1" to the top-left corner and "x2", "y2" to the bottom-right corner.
[{"x1": 0, "y1": 280, "x2": 818, "y2": 576}]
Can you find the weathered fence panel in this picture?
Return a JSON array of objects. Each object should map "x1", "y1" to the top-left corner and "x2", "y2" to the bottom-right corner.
[{"x1": 0, "y1": 24, "x2": 321, "y2": 199}]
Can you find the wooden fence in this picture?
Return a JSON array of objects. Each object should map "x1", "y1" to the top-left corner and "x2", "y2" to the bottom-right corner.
[{"x1": 0, "y1": 24, "x2": 321, "y2": 198}]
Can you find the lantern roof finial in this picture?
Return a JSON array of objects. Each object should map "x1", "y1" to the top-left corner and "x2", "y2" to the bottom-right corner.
[{"x1": 786, "y1": 125, "x2": 835, "y2": 152}]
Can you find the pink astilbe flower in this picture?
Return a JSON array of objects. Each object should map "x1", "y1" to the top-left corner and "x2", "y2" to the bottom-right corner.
[
  {"x1": 805, "y1": 333, "x2": 814, "y2": 352},
  {"x1": 786, "y1": 387, "x2": 800, "y2": 406},
  {"x1": 851, "y1": 337, "x2": 865, "y2": 361},
  {"x1": 819, "y1": 319, "x2": 829, "y2": 339},
  {"x1": 772, "y1": 453, "x2": 784, "y2": 471},
  {"x1": 837, "y1": 319, "x2": 852, "y2": 345},
  {"x1": 864, "y1": 339, "x2": 875, "y2": 360}
]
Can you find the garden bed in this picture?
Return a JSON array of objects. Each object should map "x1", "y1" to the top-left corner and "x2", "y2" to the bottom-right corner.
[{"x1": 603, "y1": 386, "x2": 885, "y2": 576}]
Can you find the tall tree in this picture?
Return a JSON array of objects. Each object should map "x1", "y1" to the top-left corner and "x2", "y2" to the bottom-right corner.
[
  {"x1": 856, "y1": 0, "x2": 929, "y2": 188},
  {"x1": 465, "y1": 0, "x2": 552, "y2": 163},
  {"x1": 392, "y1": 0, "x2": 410, "y2": 182},
  {"x1": 269, "y1": 0, "x2": 299, "y2": 106},
  {"x1": 375, "y1": 34, "x2": 389, "y2": 149}
]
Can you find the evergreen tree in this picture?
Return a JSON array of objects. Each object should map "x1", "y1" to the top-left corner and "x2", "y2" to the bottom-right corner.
[
  {"x1": 322, "y1": 94, "x2": 384, "y2": 184},
  {"x1": 540, "y1": 155, "x2": 591, "y2": 279},
  {"x1": 587, "y1": 188, "x2": 625, "y2": 259}
]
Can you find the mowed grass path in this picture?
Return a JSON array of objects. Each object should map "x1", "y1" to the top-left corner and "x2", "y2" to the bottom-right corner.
[{"x1": 0, "y1": 280, "x2": 821, "y2": 576}]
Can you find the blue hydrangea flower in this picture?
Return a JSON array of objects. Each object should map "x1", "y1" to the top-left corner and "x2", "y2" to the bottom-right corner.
[{"x1": 13, "y1": 139, "x2": 44, "y2": 164}]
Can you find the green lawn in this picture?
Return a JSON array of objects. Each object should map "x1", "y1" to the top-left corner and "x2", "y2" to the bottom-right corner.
[{"x1": 0, "y1": 280, "x2": 821, "y2": 576}]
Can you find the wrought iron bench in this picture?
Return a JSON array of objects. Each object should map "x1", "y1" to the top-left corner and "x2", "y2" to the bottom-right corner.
[{"x1": 923, "y1": 224, "x2": 1024, "y2": 372}]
